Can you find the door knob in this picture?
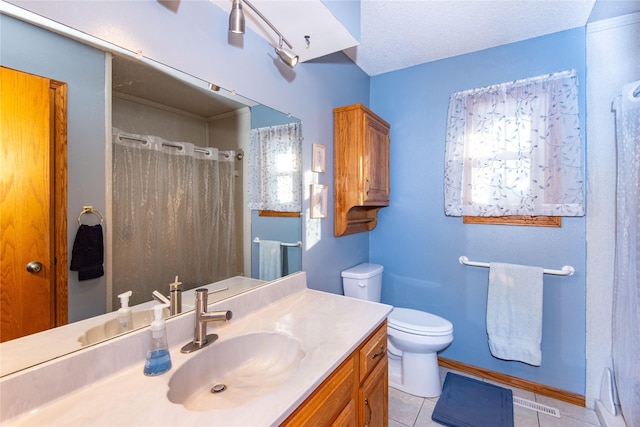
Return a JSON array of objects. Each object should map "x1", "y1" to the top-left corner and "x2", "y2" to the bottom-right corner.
[{"x1": 26, "y1": 261, "x2": 43, "y2": 273}]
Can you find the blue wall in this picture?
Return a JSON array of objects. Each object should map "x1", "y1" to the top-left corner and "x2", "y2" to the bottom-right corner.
[{"x1": 370, "y1": 29, "x2": 587, "y2": 394}]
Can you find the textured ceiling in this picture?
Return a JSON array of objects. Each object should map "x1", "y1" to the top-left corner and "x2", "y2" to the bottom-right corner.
[{"x1": 347, "y1": 0, "x2": 598, "y2": 76}]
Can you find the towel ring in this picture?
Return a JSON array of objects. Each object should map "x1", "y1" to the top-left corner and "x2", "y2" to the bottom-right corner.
[{"x1": 77, "y1": 206, "x2": 104, "y2": 225}]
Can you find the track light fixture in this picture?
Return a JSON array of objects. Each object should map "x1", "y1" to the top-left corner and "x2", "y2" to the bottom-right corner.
[
  {"x1": 228, "y1": 0, "x2": 299, "y2": 68},
  {"x1": 228, "y1": 0, "x2": 244, "y2": 34}
]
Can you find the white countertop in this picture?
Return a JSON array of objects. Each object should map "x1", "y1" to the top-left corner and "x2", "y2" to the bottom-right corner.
[{"x1": 1, "y1": 272, "x2": 392, "y2": 426}]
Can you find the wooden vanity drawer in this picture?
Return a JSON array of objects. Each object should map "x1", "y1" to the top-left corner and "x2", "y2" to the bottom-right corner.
[
  {"x1": 359, "y1": 321, "x2": 387, "y2": 382},
  {"x1": 282, "y1": 356, "x2": 356, "y2": 426}
]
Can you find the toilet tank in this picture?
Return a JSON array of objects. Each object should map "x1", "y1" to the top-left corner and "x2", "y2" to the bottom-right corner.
[{"x1": 341, "y1": 263, "x2": 384, "y2": 302}]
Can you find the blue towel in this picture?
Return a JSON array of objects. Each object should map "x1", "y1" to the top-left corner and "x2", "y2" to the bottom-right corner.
[
  {"x1": 487, "y1": 262, "x2": 544, "y2": 366},
  {"x1": 258, "y1": 240, "x2": 282, "y2": 281}
]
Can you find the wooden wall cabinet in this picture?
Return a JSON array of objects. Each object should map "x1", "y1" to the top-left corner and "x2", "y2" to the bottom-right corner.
[
  {"x1": 282, "y1": 321, "x2": 388, "y2": 426},
  {"x1": 334, "y1": 104, "x2": 390, "y2": 236}
]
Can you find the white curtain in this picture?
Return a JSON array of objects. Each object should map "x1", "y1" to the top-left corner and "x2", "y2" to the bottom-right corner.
[
  {"x1": 444, "y1": 69, "x2": 584, "y2": 217},
  {"x1": 248, "y1": 122, "x2": 302, "y2": 212},
  {"x1": 112, "y1": 129, "x2": 236, "y2": 307},
  {"x1": 612, "y1": 81, "x2": 640, "y2": 427}
]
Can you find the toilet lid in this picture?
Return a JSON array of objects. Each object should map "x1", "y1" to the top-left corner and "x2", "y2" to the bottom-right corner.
[{"x1": 388, "y1": 307, "x2": 453, "y2": 336}]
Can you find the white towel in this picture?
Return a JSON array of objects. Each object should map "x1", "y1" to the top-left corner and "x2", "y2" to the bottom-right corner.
[
  {"x1": 486, "y1": 262, "x2": 544, "y2": 366},
  {"x1": 258, "y1": 240, "x2": 282, "y2": 281}
]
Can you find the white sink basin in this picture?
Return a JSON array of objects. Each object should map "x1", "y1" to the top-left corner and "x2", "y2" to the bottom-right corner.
[
  {"x1": 167, "y1": 332, "x2": 305, "y2": 411},
  {"x1": 78, "y1": 308, "x2": 170, "y2": 346}
]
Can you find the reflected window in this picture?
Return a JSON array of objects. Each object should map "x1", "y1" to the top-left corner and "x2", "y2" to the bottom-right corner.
[{"x1": 248, "y1": 122, "x2": 302, "y2": 213}]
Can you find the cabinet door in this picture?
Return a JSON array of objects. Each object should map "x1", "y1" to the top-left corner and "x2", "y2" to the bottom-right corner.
[
  {"x1": 359, "y1": 357, "x2": 388, "y2": 427},
  {"x1": 363, "y1": 114, "x2": 390, "y2": 205}
]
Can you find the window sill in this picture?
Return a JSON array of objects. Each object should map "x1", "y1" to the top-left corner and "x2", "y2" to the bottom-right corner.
[
  {"x1": 463, "y1": 216, "x2": 561, "y2": 227},
  {"x1": 258, "y1": 210, "x2": 301, "y2": 218}
]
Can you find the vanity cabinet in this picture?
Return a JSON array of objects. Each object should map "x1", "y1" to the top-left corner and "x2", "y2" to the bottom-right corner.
[
  {"x1": 282, "y1": 321, "x2": 388, "y2": 426},
  {"x1": 358, "y1": 322, "x2": 388, "y2": 427},
  {"x1": 334, "y1": 104, "x2": 390, "y2": 237}
]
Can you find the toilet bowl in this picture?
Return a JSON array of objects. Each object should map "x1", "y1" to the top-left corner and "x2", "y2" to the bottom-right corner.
[
  {"x1": 387, "y1": 307, "x2": 453, "y2": 397},
  {"x1": 341, "y1": 263, "x2": 454, "y2": 398}
]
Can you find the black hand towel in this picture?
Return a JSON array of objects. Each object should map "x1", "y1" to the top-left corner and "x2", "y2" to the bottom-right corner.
[{"x1": 70, "y1": 224, "x2": 104, "y2": 281}]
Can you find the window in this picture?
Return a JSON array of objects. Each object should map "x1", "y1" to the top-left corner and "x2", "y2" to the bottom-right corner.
[
  {"x1": 248, "y1": 122, "x2": 302, "y2": 214},
  {"x1": 444, "y1": 70, "x2": 584, "y2": 221}
]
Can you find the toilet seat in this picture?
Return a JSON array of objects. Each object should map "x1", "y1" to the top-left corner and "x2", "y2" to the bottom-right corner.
[{"x1": 388, "y1": 308, "x2": 453, "y2": 336}]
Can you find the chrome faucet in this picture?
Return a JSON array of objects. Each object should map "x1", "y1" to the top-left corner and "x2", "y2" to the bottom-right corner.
[
  {"x1": 151, "y1": 276, "x2": 183, "y2": 316},
  {"x1": 181, "y1": 288, "x2": 232, "y2": 353}
]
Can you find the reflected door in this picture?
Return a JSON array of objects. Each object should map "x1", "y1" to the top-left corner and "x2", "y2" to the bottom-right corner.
[{"x1": 0, "y1": 67, "x2": 67, "y2": 342}]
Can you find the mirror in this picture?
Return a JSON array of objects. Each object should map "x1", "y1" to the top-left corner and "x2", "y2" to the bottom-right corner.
[{"x1": 0, "y1": 12, "x2": 302, "y2": 377}]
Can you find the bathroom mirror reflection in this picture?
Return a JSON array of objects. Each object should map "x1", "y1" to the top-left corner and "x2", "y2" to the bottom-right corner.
[{"x1": 0, "y1": 12, "x2": 302, "y2": 377}]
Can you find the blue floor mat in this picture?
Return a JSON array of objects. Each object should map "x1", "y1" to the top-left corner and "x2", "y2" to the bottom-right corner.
[{"x1": 431, "y1": 372, "x2": 514, "y2": 427}]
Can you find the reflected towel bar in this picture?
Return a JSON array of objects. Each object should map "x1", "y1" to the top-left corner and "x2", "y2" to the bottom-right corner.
[
  {"x1": 458, "y1": 256, "x2": 575, "y2": 276},
  {"x1": 253, "y1": 237, "x2": 301, "y2": 247}
]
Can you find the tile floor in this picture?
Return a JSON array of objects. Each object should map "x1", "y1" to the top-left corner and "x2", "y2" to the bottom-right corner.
[{"x1": 389, "y1": 368, "x2": 601, "y2": 427}]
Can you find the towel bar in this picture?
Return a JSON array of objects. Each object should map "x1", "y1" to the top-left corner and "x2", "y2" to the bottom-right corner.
[
  {"x1": 459, "y1": 256, "x2": 575, "y2": 276},
  {"x1": 77, "y1": 206, "x2": 104, "y2": 225},
  {"x1": 253, "y1": 237, "x2": 301, "y2": 248}
]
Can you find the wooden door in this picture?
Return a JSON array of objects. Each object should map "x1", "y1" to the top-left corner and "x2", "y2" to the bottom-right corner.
[{"x1": 0, "y1": 67, "x2": 67, "y2": 342}]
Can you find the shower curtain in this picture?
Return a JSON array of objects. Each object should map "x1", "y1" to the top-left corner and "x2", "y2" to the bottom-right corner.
[
  {"x1": 112, "y1": 129, "x2": 236, "y2": 307},
  {"x1": 612, "y1": 81, "x2": 640, "y2": 427}
]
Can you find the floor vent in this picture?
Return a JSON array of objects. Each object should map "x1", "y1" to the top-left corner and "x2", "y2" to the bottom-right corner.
[{"x1": 513, "y1": 396, "x2": 561, "y2": 418}]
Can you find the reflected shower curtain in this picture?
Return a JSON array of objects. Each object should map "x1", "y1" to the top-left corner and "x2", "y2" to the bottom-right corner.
[
  {"x1": 613, "y1": 81, "x2": 640, "y2": 427},
  {"x1": 112, "y1": 129, "x2": 236, "y2": 307}
]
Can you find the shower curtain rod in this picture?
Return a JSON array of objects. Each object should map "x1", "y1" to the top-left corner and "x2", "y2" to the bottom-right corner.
[{"x1": 117, "y1": 134, "x2": 244, "y2": 159}]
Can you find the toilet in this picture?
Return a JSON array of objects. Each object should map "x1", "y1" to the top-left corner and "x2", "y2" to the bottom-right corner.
[{"x1": 342, "y1": 263, "x2": 454, "y2": 398}]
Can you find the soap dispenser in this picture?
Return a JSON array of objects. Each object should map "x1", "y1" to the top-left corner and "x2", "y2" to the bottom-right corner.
[
  {"x1": 117, "y1": 291, "x2": 133, "y2": 333},
  {"x1": 143, "y1": 303, "x2": 172, "y2": 376}
]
